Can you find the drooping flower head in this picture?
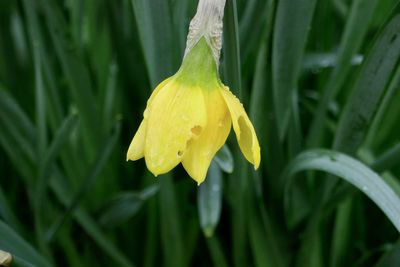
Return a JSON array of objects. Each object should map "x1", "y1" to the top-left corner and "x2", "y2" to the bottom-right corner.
[{"x1": 127, "y1": 0, "x2": 260, "y2": 185}]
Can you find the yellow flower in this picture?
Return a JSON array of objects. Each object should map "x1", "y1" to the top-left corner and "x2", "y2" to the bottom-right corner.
[{"x1": 127, "y1": 38, "x2": 260, "y2": 185}]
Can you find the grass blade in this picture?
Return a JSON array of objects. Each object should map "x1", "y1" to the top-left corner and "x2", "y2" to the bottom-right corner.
[
  {"x1": 284, "y1": 149, "x2": 400, "y2": 232},
  {"x1": 374, "y1": 241, "x2": 400, "y2": 267},
  {"x1": 329, "y1": 198, "x2": 354, "y2": 267},
  {"x1": 248, "y1": 197, "x2": 285, "y2": 267},
  {"x1": 239, "y1": 0, "x2": 269, "y2": 66},
  {"x1": 99, "y1": 185, "x2": 159, "y2": 227},
  {"x1": 0, "y1": 89, "x2": 36, "y2": 181},
  {"x1": 46, "y1": 122, "x2": 120, "y2": 241},
  {"x1": 272, "y1": 0, "x2": 317, "y2": 139},
  {"x1": 34, "y1": 114, "x2": 78, "y2": 244},
  {"x1": 372, "y1": 143, "x2": 400, "y2": 172},
  {"x1": 223, "y1": 0, "x2": 242, "y2": 97},
  {"x1": 0, "y1": 221, "x2": 52, "y2": 267},
  {"x1": 102, "y1": 62, "x2": 118, "y2": 133},
  {"x1": 171, "y1": 0, "x2": 189, "y2": 54},
  {"x1": 223, "y1": 2, "x2": 249, "y2": 266},
  {"x1": 326, "y1": 14, "x2": 400, "y2": 266},
  {"x1": 49, "y1": 173, "x2": 135, "y2": 267},
  {"x1": 0, "y1": 89, "x2": 36, "y2": 150},
  {"x1": 333, "y1": 14, "x2": 400, "y2": 153},
  {"x1": 206, "y1": 236, "x2": 228, "y2": 267},
  {"x1": 214, "y1": 145, "x2": 234, "y2": 173},
  {"x1": 307, "y1": 0, "x2": 379, "y2": 147},
  {"x1": 0, "y1": 186, "x2": 19, "y2": 229},
  {"x1": 365, "y1": 65, "x2": 400, "y2": 148},
  {"x1": 158, "y1": 175, "x2": 184, "y2": 267},
  {"x1": 198, "y1": 161, "x2": 223, "y2": 237},
  {"x1": 31, "y1": 27, "x2": 46, "y2": 159},
  {"x1": 39, "y1": 0, "x2": 101, "y2": 152},
  {"x1": 20, "y1": 0, "x2": 47, "y2": 158},
  {"x1": 131, "y1": 0, "x2": 176, "y2": 86}
]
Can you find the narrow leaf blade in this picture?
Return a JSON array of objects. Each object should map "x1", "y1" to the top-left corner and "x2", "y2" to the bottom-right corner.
[{"x1": 285, "y1": 149, "x2": 400, "y2": 232}]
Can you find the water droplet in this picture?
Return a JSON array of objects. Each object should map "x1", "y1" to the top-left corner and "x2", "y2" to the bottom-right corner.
[
  {"x1": 182, "y1": 115, "x2": 189, "y2": 122},
  {"x1": 320, "y1": 59, "x2": 330, "y2": 67},
  {"x1": 212, "y1": 185, "x2": 220, "y2": 192},
  {"x1": 362, "y1": 186, "x2": 368, "y2": 192}
]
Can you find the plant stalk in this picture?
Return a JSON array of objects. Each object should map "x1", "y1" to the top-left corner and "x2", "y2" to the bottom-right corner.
[{"x1": 184, "y1": 0, "x2": 227, "y2": 66}]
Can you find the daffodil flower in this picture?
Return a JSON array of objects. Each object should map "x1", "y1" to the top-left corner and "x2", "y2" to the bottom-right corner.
[{"x1": 127, "y1": 0, "x2": 260, "y2": 184}]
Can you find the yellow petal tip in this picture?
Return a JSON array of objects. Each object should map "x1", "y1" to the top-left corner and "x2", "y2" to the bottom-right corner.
[
  {"x1": 253, "y1": 161, "x2": 260, "y2": 170},
  {"x1": 195, "y1": 176, "x2": 206, "y2": 186},
  {"x1": 147, "y1": 166, "x2": 159, "y2": 178}
]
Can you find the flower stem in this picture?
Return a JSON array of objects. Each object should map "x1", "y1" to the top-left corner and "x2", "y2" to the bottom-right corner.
[{"x1": 184, "y1": 0, "x2": 227, "y2": 66}]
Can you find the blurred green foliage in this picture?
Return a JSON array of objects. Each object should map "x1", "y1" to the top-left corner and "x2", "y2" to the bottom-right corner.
[{"x1": 0, "y1": 0, "x2": 400, "y2": 266}]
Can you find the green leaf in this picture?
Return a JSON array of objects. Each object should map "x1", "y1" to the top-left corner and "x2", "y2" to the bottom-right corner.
[
  {"x1": 20, "y1": 0, "x2": 47, "y2": 159},
  {"x1": 302, "y1": 52, "x2": 363, "y2": 71},
  {"x1": 239, "y1": 0, "x2": 269, "y2": 65},
  {"x1": 31, "y1": 26, "x2": 47, "y2": 159},
  {"x1": 214, "y1": 145, "x2": 234, "y2": 173},
  {"x1": 38, "y1": 0, "x2": 101, "y2": 153},
  {"x1": 284, "y1": 149, "x2": 400, "y2": 232},
  {"x1": 49, "y1": 174, "x2": 135, "y2": 267},
  {"x1": 102, "y1": 62, "x2": 119, "y2": 133},
  {"x1": 372, "y1": 143, "x2": 400, "y2": 172},
  {"x1": 0, "y1": 88, "x2": 125, "y2": 267},
  {"x1": 223, "y1": 2, "x2": 248, "y2": 267},
  {"x1": 13, "y1": 256, "x2": 41, "y2": 267},
  {"x1": 272, "y1": 0, "x2": 317, "y2": 139},
  {"x1": 365, "y1": 65, "x2": 400, "y2": 148},
  {"x1": 333, "y1": 14, "x2": 400, "y2": 154},
  {"x1": 171, "y1": 0, "x2": 189, "y2": 53},
  {"x1": 0, "y1": 221, "x2": 52, "y2": 267},
  {"x1": 0, "y1": 90, "x2": 36, "y2": 183},
  {"x1": 46, "y1": 122, "x2": 121, "y2": 241},
  {"x1": 34, "y1": 113, "x2": 78, "y2": 253},
  {"x1": 0, "y1": 186, "x2": 19, "y2": 229},
  {"x1": 99, "y1": 185, "x2": 159, "y2": 226},
  {"x1": 329, "y1": 198, "x2": 354, "y2": 267},
  {"x1": 206, "y1": 236, "x2": 229, "y2": 267},
  {"x1": 0, "y1": 89, "x2": 36, "y2": 161},
  {"x1": 198, "y1": 161, "x2": 223, "y2": 237},
  {"x1": 158, "y1": 175, "x2": 184, "y2": 267},
  {"x1": 248, "y1": 203, "x2": 285, "y2": 267},
  {"x1": 374, "y1": 242, "x2": 400, "y2": 267},
  {"x1": 307, "y1": 0, "x2": 379, "y2": 147},
  {"x1": 36, "y1": 114, "x2": 78, "y2": 200},
  {"x1": 318, "y1": 16, "x2": 400, "y2": 266},
  {"x1": 223, "y1": 0, "x2": 242, "y2": 97},
  {"x1": 131, "y1": 0, "x2": 177, "y2": 86}
]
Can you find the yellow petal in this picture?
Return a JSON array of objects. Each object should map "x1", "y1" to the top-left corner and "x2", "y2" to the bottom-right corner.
[
  {"x1": 145, "y1": 80, "x2": 207, "y2": 176},
  {"x1": 220, "y1": 87, "x2": 261, "y2": 169},
  {"x1": 127, "y1": 119, "x2": 147, "y2": 161},
  {"x1": 144, "y1": 77, "x2": 174, "y2": 117},
  {"x1": 126, "y1": 77, "x2": 173, "y2": 162},
  {"x1": 182, "y1": 89, "x2": 231, "y2": 184}
]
